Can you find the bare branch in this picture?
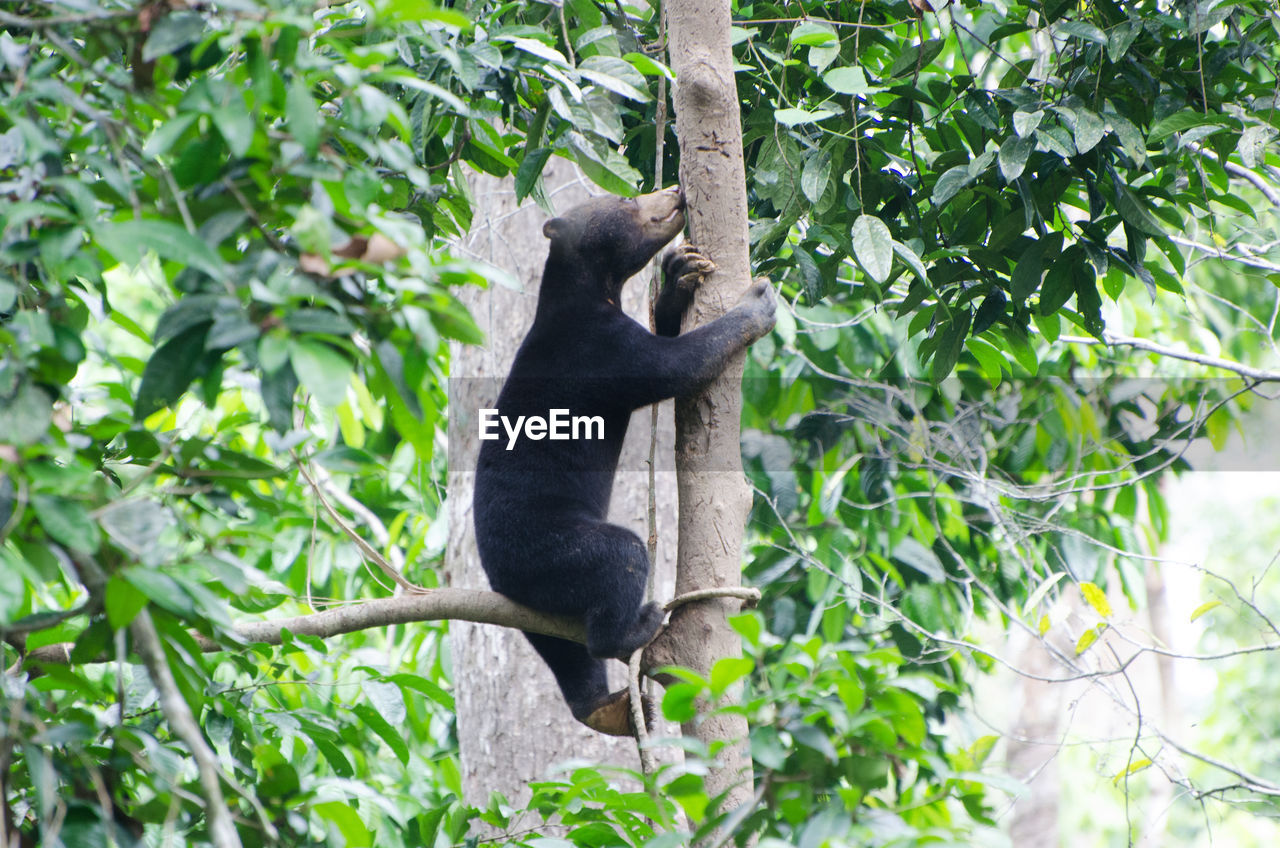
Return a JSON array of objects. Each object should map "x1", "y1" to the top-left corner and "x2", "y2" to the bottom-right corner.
[
  {"x1": 130, "y1": 608, "x2": 242, "y2": 848},
  {"x1": 25, "y1": 588, "x2": 586, "y2": 665},
  {"x1": 0, "y1": 9, "x2": 136, "y2": 29},
  {"x1": 1058, "y1": 330, "x2": 1280, "y2": 382},
  {"x1": 293, "y1": 452, "x2": 423, "y2": 594},
  {"x1": 1167, "y1": 233, "x2": 1280, "y2": 275},
  {"x1": 1191, "y1": 141, "x2": 1280, "y2": 208}
]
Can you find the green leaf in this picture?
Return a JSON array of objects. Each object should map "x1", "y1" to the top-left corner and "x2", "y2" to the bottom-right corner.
[
  {"x1": 354, "y1": 704, "x2": 410, "y2": 765},
  {"x1": 1238, "y1": 125, "x2": 1274, "y2": 169},
  {"x1": 1039, "y1": 250, "x2": 1080, "y2": 315},
  {"x1": 932, "y1": 310, "x2": 972, "y2": 382},
  {"x1": 889, "y1": 39, "x2": 944, "y2": 78},
  {"x1": 1056, "y1": 21, "x2": 1107, "y2": 45},
  {"x1": 1148, "y1": 110, "x2": 1235, "y2": 143},
  {"x1": 578, "y1": 55, "x2": 651, "y2": 102},
  {"x1": 1011, "y1": 233, "x2": 1062, "y2": 301},
  {"x1": 95, "y1": 219, "x2": 228, "y2": 281},
  {"x1": 0, "y1": 381, "x2": 53, "y2": 446},
  {"x1": 568, "y1": 134, "x2": 642, "y2": 195},
  {"x1": 893, "y1": 241, "x2": 928, "y2": 282},
  {"x1": 999, "y1": 135, "x2": 1034, "y2": 182},
  {"x1": 99, "y1": 499, "x2": 173, "y2": 562},
  {"x1": 662, "y1": 682, "x2": 700, "y2": 723},
  {"x1": 1113, "y1": 182, "x2": 1165, "y2": 235},
  {"x1": 709, "y1": 657, "x2": 754, "y2": 699},
  {"x1": 286, "y1": 75, "x2": 321, "y2": 154},
  {"x1": 1022, "y1": 572, "x2": 1067, "y2": 617},
  {"x1": 106, "y1": 575, "x2": 149, "y2": 629},
  {"x1": 498, "y1": 36, "x2": 569, "y2": 67},
  {"x1": 965, "y1": 337, "x2": 1007, "y2": 386},
  {"x1": 390, "y1": 673, "x2": 456, "y2": 711},
  {"x1": 515, "y1": 147, "x2": 554, "y2": 203},
  {"x1": 1037, "y1": 124, "x2": 1077, "y2": 159},
  {"x1": 775, "y1": 107, "x2": 837, "y2": 127},
  {"x1": 32, "y1": 494, "x2": 100, "y2": 555},
  {"x1": 892, "y1": 537, "x2": 945, "y2": 580},
  {"x1": 1106, "y1": 111, "x2": 1147, "y2": 166},
  {"x1": 1013, "y1": 109, "x2": 1043, "y2": 137},
  {"x1": 313, "y1": 802, "x2": 372, "y2": 848},
  {"x1": 622, "y1": 52, "x2": 674, "y2": 79},
  {"x1": 141, "y1": 12, "x2": 206, "y2": 62},
  {"x1": 823, "y1": 66, "x2": 879, "y2": 95},
  {"x1": 1188, "y1": 2, "x2": 1235, "y2": 34},
  {"x1": 135, "y1": 323, "x2": 214, "y2": 419},
  {"x1": 282, "y1": 308, "x2": 355, "y2": 337},
  {"x1": 789, "y1": 21, "x2": 837, "y2": 46},
  {"x1": 972, "y1": 287, "x2": 1007, "y2": 334},
  {"x1": 932, "y1": 165, "x2": 971, "y2": 207},
  {"x1": 1107, "y1": 22, "x2": 1140, "y2": 62},
  {"x1": 1072, "y1": 108, "x2": 1105, "y2": 153},
  {"x1": 851, "y1": 214, "x2": 893, "y2": 284},
  {"x1": 214, "y1": 99, "x2": 254, "y2": 158},
  {"x1": 155, "y1": 294, "x2": 224, "y2": 343},
  {"x1": 801, "y1": 150, "x2": 831, "y2": 203},
  {"x1": 142, "y1": 113, "x2": 199, "y2": 159},
  {"x1": 290, "y1": 339, "x2": 352, "y2": 408}
]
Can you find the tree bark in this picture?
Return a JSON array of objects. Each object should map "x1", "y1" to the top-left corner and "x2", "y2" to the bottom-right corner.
[
  {"x1": 445, "y1": 162, "x2": 679, "y2": 825},
  {"x1": 649, "y1": 0, "x2": 758, "y2": 823}
]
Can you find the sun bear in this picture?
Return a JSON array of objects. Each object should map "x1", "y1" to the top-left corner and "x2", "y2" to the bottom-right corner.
[{"x1": 473, "y1": 185, "x2": 776, "y2": 736}]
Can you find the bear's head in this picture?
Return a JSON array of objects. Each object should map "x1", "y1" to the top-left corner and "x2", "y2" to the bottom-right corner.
[{"x1": 542, "y1": 186, "x2": 685, "y2": 298}]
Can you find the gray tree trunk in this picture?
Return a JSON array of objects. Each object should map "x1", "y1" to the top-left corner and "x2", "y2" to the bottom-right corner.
[
  {"x1": 445, "y1": 161, "x2": 679, "y2": 824},
  {"x1": 646, "y1": 0, "x2": 758, "y2": 825},
  {"x1": 1007, "y1": 631, "x2": 1063, "y2": 848}
]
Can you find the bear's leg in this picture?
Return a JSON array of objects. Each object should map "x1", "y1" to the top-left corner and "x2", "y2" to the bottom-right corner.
[
  {"x1": 489, "y1": 521, "x2": 666, "y2": 659},
  {"x1": 523, "y1": 632, "x2": 653, "y2": 737},
  {"x1": 575, "y1": 523, "x2": 665, "y2": 660},
  {"x1": 523, "y1": 632, "x2": 610, "y2": 719}
]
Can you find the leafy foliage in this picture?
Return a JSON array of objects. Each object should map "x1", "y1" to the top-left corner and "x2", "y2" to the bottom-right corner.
[{"x1": 2, "y1": 0, "x2": 1279, "y2": 845}]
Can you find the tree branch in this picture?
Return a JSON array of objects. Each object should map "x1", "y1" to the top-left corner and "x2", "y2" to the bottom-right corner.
[
  {"x1": 1191, "y1": 141, "x2": 1280, "y2": 207},
  {"x1": 1058, "y1": 330, "x2": 1280, "y2": 382},
  {"x1": 129, "y1": 608, "x2": 243, "y2": 848},
  {"x1": 1166, "y1": 233, "x2": 1280, "y2": 275},
  {"x1": 24, "y1": 588, "x2": 587, "y2": 665},
  {"x1": 0, "y1": 9, "x2": 136, "y2": 28}
]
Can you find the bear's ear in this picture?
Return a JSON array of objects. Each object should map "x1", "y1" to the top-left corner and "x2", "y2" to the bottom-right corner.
[{"x1": 542, "y1": 218, "x2": 564, "y2": 240}]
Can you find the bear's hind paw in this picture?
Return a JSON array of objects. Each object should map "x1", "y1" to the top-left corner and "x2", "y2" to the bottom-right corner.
[{"x1": 581, "y1": 689, "x2": 655, "y2": 736}]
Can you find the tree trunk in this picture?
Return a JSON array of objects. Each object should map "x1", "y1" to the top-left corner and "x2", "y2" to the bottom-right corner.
[
  {"x1": 445, "y1": 162, "x2": 679, "y2": 825},
  {"x1": 1007, "y1": 631, "x2": 1063, "y2": 848},
  {"x1": 649, "y1": 0, "x2": 758, "y2": 822}
]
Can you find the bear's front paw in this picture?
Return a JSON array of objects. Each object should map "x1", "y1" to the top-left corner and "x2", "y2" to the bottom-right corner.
[
  {"x1": 662, "y1": 244, "x2": 716, "y2": 293},
  {"x1": 738, "y1": 277, "x2": 777, "y2": 340}
]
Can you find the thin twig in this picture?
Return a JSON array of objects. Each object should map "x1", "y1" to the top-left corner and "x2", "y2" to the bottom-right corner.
[
  {"x1": 292, "y1": 451, "x2": 425, "y2": 594},
  {"x1": 0, "y1": 8, "x2": 136, "y2": 28},
  {"x1": 1058, "y1": 331, "x2": 1280, "y2": 382}
]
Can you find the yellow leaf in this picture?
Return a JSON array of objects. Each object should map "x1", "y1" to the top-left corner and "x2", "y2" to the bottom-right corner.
[
  {"x1": 1112, "y1": 758, "x2": 1153, "y2": 784},
  {"x1": 1080, "y1": 582, "x2": 1113, "y2": 618},
  {"x1": 1038, "y1": 614, "x2": 1051, "y2": 636},
  {"x1": 1190, "y1": 600, "x2": 1222, "y2": 622},
  {"x1": 1075, "y1": 623, "x2": 1106, "y2": 655}
]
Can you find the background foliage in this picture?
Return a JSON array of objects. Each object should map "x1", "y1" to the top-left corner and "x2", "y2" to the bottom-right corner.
[{"x1": 2, "y1": 0, "x2": 1279, "y2": 846}]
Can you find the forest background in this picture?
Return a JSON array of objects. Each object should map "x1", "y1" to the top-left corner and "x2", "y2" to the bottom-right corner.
[{"x1": 3, "y1": 0, "x2": 1280, "y2": 846}]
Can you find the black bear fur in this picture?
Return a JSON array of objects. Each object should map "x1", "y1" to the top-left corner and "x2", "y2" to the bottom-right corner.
[{"x1": 473, "y1": 186, "x2": 776, "y2": 735}]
